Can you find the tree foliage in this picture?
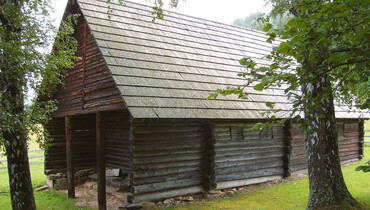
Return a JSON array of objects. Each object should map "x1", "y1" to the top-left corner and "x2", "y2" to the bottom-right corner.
[
  {"x1": 356, "y1": 160, "x2": 370, "y2": 173},
  {"x1": 0, "y1": 0, "x2": 78, "y2": 208},
  {"x1": 211, "y1": 0, "x2": 369, "y2": 125},
  {"x1": 209, "y1": 0, "x2": 369, "y2": 208},
  {"x1": 0, "y1": 0, "x2": 78, "y2": 152},
  {"x1": 233, "y1": 12, "x2": 291, "y2": 32}
]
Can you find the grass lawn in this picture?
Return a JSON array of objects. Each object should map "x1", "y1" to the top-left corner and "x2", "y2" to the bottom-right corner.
[
  {"x1": 0, "y1": 164, "x2": 89, "y2": 210},
  {"x1": 0, "y1": 137, "x2": 88, "y2": 209}
]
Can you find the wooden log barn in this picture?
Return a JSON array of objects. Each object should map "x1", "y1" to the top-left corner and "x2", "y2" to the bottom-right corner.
[{"x1": 44, "y1": 0, "x2": 370, "y2": 207}]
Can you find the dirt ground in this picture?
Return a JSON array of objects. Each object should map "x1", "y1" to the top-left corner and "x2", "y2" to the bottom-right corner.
[
  {"x1": 60, "y1": 181, "x2": 130, "y2": 210},
  {"x1": 56, "y1": 173, "x2": 310, "y2": 209}
]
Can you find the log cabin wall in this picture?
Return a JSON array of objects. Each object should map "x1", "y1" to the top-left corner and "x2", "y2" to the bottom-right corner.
[
  {"x1": 45, "y1": 110, "x2": 130, "y2": 175},
  {"x1": 52, "y1": 14, "x2": 124, "y2": 118},
  {"x1": 337, "y1": 120, "x2": 361, "y2": 163},
  {"x1": 211, "y1": 121, "x2": 286, "y2": 190},
  {"x1": 45, "y1": 114, "x2": 97, "y2": 174},
  {"x1": 128, "y1": 119, "x2": 213, "y2": 203},
  {"x1": 72, "y1": 114, "x2": 97, "y2": 170},
  {"x1": 104, "y1": 110, "x2": 130, "y2": 173},
  {"x1": 45, "y1": 117, "x2": 67, "y2": 175},
  {"x1": 289, "y1": 123, "x2": 307, "y2": 174},
  {"x1": 289, "y1": 120, "x2": 362, "y2": 175}
]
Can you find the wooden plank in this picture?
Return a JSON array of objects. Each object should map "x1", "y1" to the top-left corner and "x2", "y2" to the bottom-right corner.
[
  {"x1": 65, "y1": 116, "x2": 75, "y2": 198},
  {"x1": 215, "y1": 160, "x2": 284, "y2": 175},
  {"x1": 216, "y1": 167, "x2": 284, "y2": 182},
  {"x1": 128, "y1": 185, "x2": 203, "y2": 203},
  {"x1": 132, "y1": 177, "x2": 203, "y2": 194},
  {"x1": 96, "y1": 112, "x2": 106, "y2": 210},
  {"x1": 216, "y1": 175, "x2": 283, "y2": 190},
  {"x1": 52, "y1": 103, "x2": 126, "y2": 118}
]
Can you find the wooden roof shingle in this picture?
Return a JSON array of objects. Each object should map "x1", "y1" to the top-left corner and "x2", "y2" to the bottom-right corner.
[{"x1": 74, "y1": 0, "x2": 369, "y2": 119}]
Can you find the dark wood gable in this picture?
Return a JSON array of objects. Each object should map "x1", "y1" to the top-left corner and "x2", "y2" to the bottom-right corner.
[{"x1": 52, "y1": 14, "x2": 124, "y2": 117}]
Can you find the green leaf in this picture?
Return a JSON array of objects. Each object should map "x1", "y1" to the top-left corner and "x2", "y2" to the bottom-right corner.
[
  {"x1": 239, "y1": 58, "x2": 247, "y2": 65},
  {"x1": 263, "y1": 23, "x2": 273, "y2": 32},
  {"x1": 266, "y1": 102, "x2": 275, "y2": 108},
  {"x1": 254, "y1": 83, "x2": 264, "y2": 91},
  {"x1": 260, "y1": 67, "x2": 270, "y2": 72}
]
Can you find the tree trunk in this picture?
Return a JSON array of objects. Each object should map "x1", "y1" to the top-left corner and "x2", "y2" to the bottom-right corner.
[
  {"x1": 0, "y1": 0, "x2": 36, "y2": 209},
  {"x1": 1, "y1": 77, "x2": 36, "y2": 209},
  {"x1": 1, "y1": 76, "x2": 36, "y2": 210},
  {"x1": 304, "y1": 75, "x2": 359, "y2": 209},
  {"x1": 5, "y1": 132, "x2": 36, "y2": 210}
]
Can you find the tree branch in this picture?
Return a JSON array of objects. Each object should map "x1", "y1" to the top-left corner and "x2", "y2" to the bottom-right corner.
[{"x1": 334, "y1": 58, "x2": 369, "y2": 68}]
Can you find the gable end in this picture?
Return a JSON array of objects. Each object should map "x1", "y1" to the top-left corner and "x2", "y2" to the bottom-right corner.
[{"x1": 52, "y1": 13, "x2": 125, "y2": 117}]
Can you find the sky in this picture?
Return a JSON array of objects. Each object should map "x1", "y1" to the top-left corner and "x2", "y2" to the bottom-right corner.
[{"x1": 53, "y1": 0, "x2": 272, "y2": 26}]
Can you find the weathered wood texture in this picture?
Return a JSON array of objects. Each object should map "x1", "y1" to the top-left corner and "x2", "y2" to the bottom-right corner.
[
  {"x1": 52, "y1": 13, "x2": 124, "y2": 118},
  {"x1": 358, "y1": 120, "x2": 364, "y2": 159},
  {"x1": 72, "y1": 114, "x2": 97, "y2": 169},
  {"x1": 45, "y1": 114, "x2": 97, "y2": 174},
  {"x1": 104, "y1": 110, "x2": 130, "y2": 172},
  {"x1": 128, "y1": 119, "x2": 213, "y2": 203},
  {"x1": 65, "y1": 116, "x2": 75, "y2": 198},
  {"x1": 212, "y1": 122, "x2": 285, "y2": 189},
  {"x1": 45, "y1": 117, "x2": 67, "y2": 174},
  {"x1": 290, "y1": 123, "x2": 307, "y2": 173},
  {"x1": 96, "y1": 112, "x2": 106, "y2": 210},
  {"x1": 72, "y1": 0, "x2": 370, "y2": 119},
  {"x1": 45, "y1": 111, "x2": 130, "y2": 175},
  {"x1": 338, "y1": 121, "x2": 361, "y2": 163},
  {"x1": 289, "y1": 120, "x2": 361, "y2": 174}
]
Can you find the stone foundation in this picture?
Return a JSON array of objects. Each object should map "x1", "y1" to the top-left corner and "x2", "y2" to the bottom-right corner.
[{"x1": 46, "y1": 169, "x2": 96, "y2": 190}]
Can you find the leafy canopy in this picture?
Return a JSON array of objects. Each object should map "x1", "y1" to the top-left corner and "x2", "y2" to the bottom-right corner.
[
  {"x1": 233, "y1": 12, "x2": 291, "y2": 32},
  {"x1": 209, "y1": 0, "x2": 369, "y2": 127},
  {"x1": 0, "y1": 0, "x2": 79, "y2": 152}
]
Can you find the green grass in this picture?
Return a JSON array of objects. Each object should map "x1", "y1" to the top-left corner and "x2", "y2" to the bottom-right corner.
[
  {"x1": 0, "y1": 132, "x2": 87, "y2": 209},
  {"x1": 0, "y1": 164, "x2": 45, "y2": 191},
  {"x1": 0, "y1": 189, "x2": 87, "y2": 210},
  {"x1": 0, "y1": 164, "x2": 89, "y2": 209}
]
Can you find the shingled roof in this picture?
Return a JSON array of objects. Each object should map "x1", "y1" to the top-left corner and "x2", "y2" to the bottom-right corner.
[{"x1": 70, "y1": 0, "x2": 369, "y2": 119}]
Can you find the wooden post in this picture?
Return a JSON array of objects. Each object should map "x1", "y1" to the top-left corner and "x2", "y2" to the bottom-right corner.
[
  {"x1": 127, "y1": 116, "x2": 135, "y2": 204},
  {"x1": 283, "y1": 120, "x2": 293, "y2": 178},
  {"x1": 204, "y1": 123, "x2": 216, "y2": 192},
  {"x1": 359, "y1": 119, "x2": 364, "y2": 160},
  {"x1": 65, "y1": 116, "x2": 75, "y2": 198},
  {"x1": 96, "y1": 112, "x2": 106, "y2": 210}
]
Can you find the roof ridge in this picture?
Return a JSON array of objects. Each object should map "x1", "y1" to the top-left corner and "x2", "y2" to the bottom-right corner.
[{"x1": 79, "y1": 0, "x2": 269, "y2": 37}]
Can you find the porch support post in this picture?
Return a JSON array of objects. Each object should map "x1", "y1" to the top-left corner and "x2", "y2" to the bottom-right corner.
[
  {"x1": 283, "y1": 120, "x2": 293, "y2": 178},
  {"x1": 65, "y1": 116, "x2": 75, "y2": 198},
  {"x1": 96, "y1": 112, "x2": 106, "y2": 210}
]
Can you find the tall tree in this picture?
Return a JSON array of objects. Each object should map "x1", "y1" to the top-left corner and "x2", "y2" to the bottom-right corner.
[
  {"x1": 233, "y1": 12, "x2": 291, "y2": 31},
  {"x1": 211, "y1": 0, "x2": 369, "y2": 209},
  {"x1": 233, "y1": 12, "x2": 265, "y2": 31},
  {"x1": 0, "y1": 1, "x2": 77, "y2": 209}
]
